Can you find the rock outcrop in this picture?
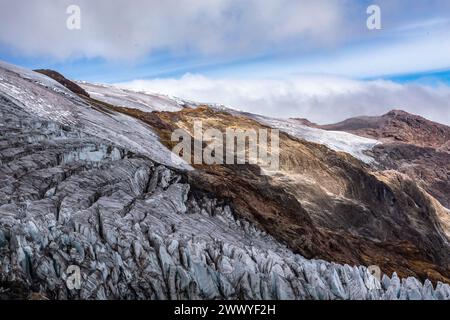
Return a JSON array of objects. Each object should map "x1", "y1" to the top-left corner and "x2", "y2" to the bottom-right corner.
[
  {"x1": 318, "y1": 110, "x2": 450, "y2": 151},
  {"x1": 34, "y1": 69, "x2": 90, "y2": 98}
]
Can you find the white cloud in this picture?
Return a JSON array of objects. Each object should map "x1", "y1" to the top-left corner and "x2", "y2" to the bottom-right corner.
[
  {"x1": 0, "y1": 0, "x2": 345, "y2": 60},
  {"x1": 1, "y1": 0, "x2": 449, "y2": 65},
  {"x1": 287, "y1": 30, "x2": 450, "y2": 78},
  {"x1": 2, "y1": 0, "x2": 450, "y2": 87},
  {"x1": 117, "y1": 74, "x2": 450, "y2": 125}
]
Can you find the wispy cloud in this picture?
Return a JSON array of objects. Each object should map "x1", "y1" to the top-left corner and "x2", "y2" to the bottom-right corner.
[{"x1": 278, "y1": 29, "x2": 450, "y2": 79}]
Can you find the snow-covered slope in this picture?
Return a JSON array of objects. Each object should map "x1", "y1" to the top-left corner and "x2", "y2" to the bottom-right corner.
[
  {"x1": 0, "y1": 61, "x2": 190, "y2": 171},
  {"x1": 252, "y1": 114, "x2": 379, "y2": 164},
  {"x1": 79, "y1": 82, "x2": 186, "y2": 113}
]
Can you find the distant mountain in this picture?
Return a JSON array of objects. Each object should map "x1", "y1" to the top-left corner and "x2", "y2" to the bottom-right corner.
[
  {"x1": 308, "y1": 110, "x2": 450, "y2": 209},
  {"x1": 317, "y1": 110, "x2": 450, "y2": 152},
  {"x1": 1, "y1": 61, "x2": 449, "y2": 300}
]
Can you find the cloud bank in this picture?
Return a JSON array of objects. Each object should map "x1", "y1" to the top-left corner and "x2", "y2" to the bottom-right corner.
[
  {"x1": 2, "y1": 0, "x2": 450, "y2": 124},
  {"x1": 118, "y1": 75, "x2": 450, "y2": 125},
  {"x1": 1, "y1": 0, "x2": 449, "y2": 62},
  {"x1": 0, "y1": 0, "x2": 346, "y2": 60}
]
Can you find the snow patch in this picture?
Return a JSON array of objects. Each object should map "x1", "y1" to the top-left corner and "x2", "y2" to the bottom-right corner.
[
  {"x1": 79, "y1": 82, "x2": 186, "y2": 113},
  {"x1": 252, "y1": 114, "x2": 379, "y2": 164}
]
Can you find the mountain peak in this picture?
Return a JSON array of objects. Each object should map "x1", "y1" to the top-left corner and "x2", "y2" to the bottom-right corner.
[{"x1": 315, "y1": 109, "x2": 450, "y2": 152}]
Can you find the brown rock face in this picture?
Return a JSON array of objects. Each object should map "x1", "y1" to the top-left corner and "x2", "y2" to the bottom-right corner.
[
  {"x1": 105, "y1": 104, "x2": 450, "y2": 284},
  {"x1": 314, "y1": 110, "x2": 450, "y2": 209},
  {"x1": 373, "y1": 143, "x2": 450, "y2": 209}
]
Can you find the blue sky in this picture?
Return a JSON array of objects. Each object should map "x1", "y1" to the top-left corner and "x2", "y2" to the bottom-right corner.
[{"x1": 0, "y1": 0, "x2": 450, "y2": 123}]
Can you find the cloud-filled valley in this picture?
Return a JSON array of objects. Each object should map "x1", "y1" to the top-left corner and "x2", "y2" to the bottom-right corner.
[{"x1": 118, "y1": 74, "x2": 450, "y2": 125}]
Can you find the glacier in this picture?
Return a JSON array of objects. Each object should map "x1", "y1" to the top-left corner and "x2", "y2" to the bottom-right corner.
[{"x1": 0, "y1": 61, "x2": 449, "y2": 300}]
